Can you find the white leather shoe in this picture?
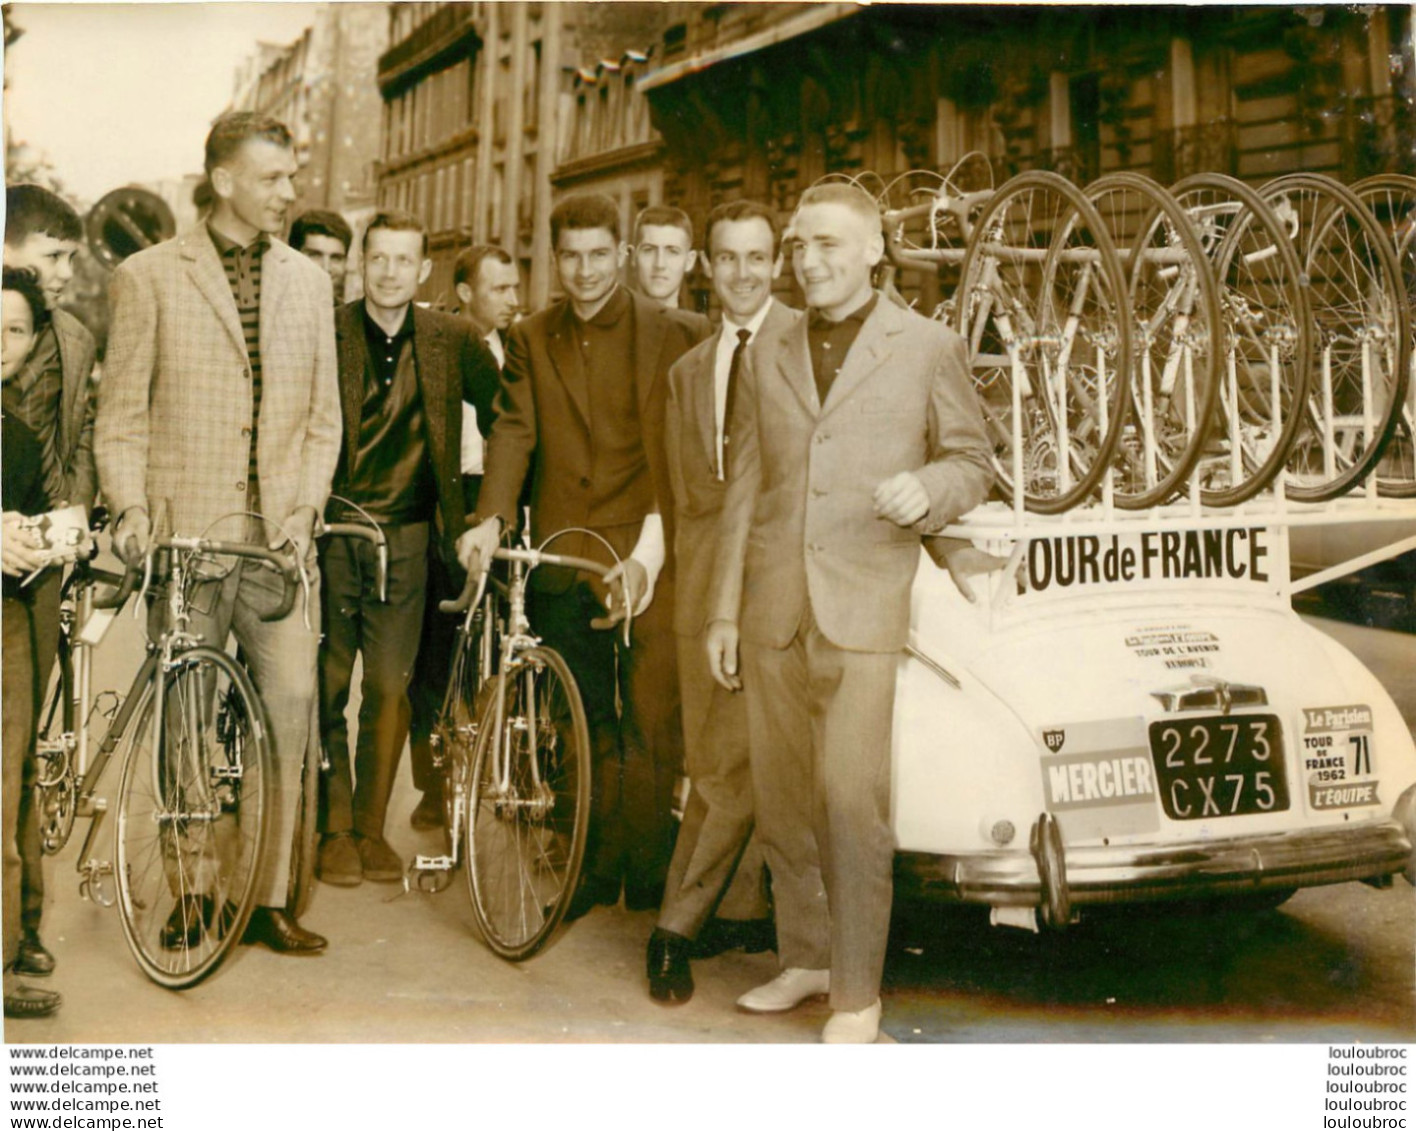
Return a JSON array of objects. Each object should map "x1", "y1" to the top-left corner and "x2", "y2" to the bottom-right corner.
[
  {"x1": 735, "y1": 967, "x2": 830, "y2": 1013},
  {"x1": 821, "y1": 1000, "x2": 882, "y2": 1043}
]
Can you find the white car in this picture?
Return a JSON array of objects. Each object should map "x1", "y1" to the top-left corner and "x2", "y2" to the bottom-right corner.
[{"x1": 891, "y1": 509, "x2": 1416, "y2": 930}]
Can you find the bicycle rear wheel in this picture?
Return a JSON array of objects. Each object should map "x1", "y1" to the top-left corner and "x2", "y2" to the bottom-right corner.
[
  {"x1": 1261, "y1": 173, "x2": 1411, "y2": 501},
  {"x1": 466, "y1": 646, "x2": 590, "y2": 961},
  {"x1": 115, "y1": 647, "x2": 269, "y2": 989},
  {"x1": 1352, "y1": 174, "x2": 1416, "y2": 497}
]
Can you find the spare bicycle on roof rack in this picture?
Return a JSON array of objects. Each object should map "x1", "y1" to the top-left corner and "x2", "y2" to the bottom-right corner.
[{"x1": 849, "y1": 162, "x2": 1416, "y2": 929}]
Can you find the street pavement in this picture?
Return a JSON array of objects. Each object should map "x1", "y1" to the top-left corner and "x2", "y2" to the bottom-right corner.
[{"x1": 5, "y1": 606, "x2": 1413, "y2": 1045}]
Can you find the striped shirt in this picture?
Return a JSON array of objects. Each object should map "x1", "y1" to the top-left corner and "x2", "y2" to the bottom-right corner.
[{"x1": 208, "y1": 225, "x2": 268, "y2": 507}]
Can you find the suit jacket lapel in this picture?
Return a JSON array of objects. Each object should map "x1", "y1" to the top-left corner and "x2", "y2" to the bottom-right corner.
[
  {"x1": 182, "y1": 229, "x2": 247, "y2": 360},
  {"x1": 771, "y1": 312, "x2": 819, "y2": 418},
  {"x1": 695, "y1": 328, "x2": 723, "y2": 475},
  {"x1": 259, "y1": 241, "x2": 292, "y2": 360},
  {"x1": 335, "y1": 304, "x2": 365, "y2": 467},
  {"x1": 411, "y1": 306, "x2": 449, "y2": 474},
  {"x1": 820, "y1": 296, "x2": 900, "y2": 417},
  {"x1": 633, "y1": 293, "x2": 668, "y2": 416},
  {"x1": 545, "y1": 302, "x2": 590, "y2": 429}
]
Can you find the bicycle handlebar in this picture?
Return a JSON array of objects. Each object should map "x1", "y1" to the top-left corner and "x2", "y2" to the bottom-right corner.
[
  {"x1": 317, "y1": 520, "x2": 388, "y2": 603},
  {"x1": 94, "y1": 537, "x2": 302, "y2": 622},
  {"x1": 440, "y1": 546, "x2": 614, "y2": 615}
]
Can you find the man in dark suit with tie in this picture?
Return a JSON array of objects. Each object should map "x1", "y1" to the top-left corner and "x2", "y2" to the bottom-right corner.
[
  {"x1": 315, "y1": 210, "x2": 500, "y2": 887},
  {"x1": 463, "y1": 192, "x2": 708, "y2": 918},
  {"x1": 646, "y1": 200, "x2": 788, "y2": 1003},
  {"x1": 706, "y1": 183, "x2": 993, "y2": 1041}
]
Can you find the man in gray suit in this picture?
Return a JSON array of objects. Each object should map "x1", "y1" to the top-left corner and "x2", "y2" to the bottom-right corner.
[
  {"x1": 97, "y1": 112, "x2": 341, "y2": 956},
  {"x1": 706, "y1": 182, "x2": 992, "y2": 1041},
  {"x1": 646, "y1": 200, "x2": 786, "y2": 1004}
]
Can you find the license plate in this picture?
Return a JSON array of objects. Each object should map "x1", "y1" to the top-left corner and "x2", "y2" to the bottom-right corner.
[{"x1": 1148, "y1": 715, "x2": 1289, "y2": 820}]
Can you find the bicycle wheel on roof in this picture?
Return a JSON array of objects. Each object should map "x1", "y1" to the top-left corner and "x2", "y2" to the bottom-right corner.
[{"x1": 955, "y1": 170, "x2": 1132, "y2": 513}]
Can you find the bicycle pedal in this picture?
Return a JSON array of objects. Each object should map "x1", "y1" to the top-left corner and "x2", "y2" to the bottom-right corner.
[{"x1": 412, "y1": 854, "x2": 454, "y2": 872}]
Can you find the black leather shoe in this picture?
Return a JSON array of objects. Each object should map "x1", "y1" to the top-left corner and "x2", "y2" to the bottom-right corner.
[
  {"x1": 241, "y1": 907, "x2": 327, "y2": 955},
  {"x1": 15, "y1": 931, "x2": 55, "y2": 977},
  {"x1": 160, "y1": 895, "x2": 211, "y2": 950},
  {"x1": 4, "y1": 983, "x2": 61, "y2": 1019},
  {"x1": 563, "y1": 875, "x2": 620, "y2": 923},
  {"x1": 647, "y1": 928, "x2": 694, "y2": 1004},
  {"x1": 691, "y1": 917, "x2": 778, "y2": 959}
]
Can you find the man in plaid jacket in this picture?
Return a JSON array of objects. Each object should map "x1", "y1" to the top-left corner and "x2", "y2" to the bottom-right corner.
[{"x1": 95, "y1": 112, "x2": 341, "y2": 957}]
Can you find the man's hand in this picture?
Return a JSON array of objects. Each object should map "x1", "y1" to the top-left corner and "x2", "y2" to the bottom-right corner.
[
  {"x1": 461, "y1": 517, "x2": 503, "y2": 576},
  {"x1": 705, "y1": 619, "x2": 742, "y2": 692},
  {"x1": 113, "y1": 507, "x2": 151, "y2": 568},
  {"x1": 271, "y1": 505, "x2": 318, "y2": 562},
  {"x1": 591, "y1": 558, "x2": 647, "y2": 630},
  {"x1": 873, "y1": 471, "x2": 930, "y2": 527},
  {"x1": 941, "y1": 544, "x2": 1009, "y2": 604},
  {"x1": 2, "y1": 512, "x2": 45, "y2": 578}
]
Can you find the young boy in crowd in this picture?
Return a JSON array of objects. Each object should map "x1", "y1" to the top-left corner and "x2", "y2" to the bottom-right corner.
[
  {"x1": 2, "y1": 184, "x2": 99, "y2": 982},
  {"x1": 1, "y1": 267, "x2": 65, "y2": 1019}
]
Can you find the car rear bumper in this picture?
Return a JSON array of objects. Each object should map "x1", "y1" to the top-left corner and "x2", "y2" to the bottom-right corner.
[{"x1": 895, "y1": 819, "x2": 1413, "y2": 907}]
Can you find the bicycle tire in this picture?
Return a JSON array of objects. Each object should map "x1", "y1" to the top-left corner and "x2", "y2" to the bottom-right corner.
[
  {"x1": 35, "y1": 638, "x2": 77, "y2": 856},
  {"x1": 114, "y1": 646, "x2": 270, "y2": 989},
  {"x1": 466, "y1": 646, "x2": 590, "y2": 961},
  {"x1": 437, "y1": 618, "x2": 487, "y2": 862},
  {"x1": 1261, "y1": 173, "x2": 1411, "y2": 501},
  {"x1": 1352, "y1": 174, "x2": 1416, "y2": 498},
  {"x1": 955, "y1": 170, "x2": 1133, "y2": 513},
  {"x1": 1085, "y1": 172, "x2": 1224, "y2": 508},
  {"x1": 1170, "y1": 173, "x2": 1314, "y2": 506}
]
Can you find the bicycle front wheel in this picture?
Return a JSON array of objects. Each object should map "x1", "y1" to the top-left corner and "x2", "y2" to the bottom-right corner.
[
  {"x1": 115, "y1": 647, "x2": 270, "y2": 989},
  {"x1": 35, "y1": 644, "x2": 77, "y2": 856},
  {"x1": 466, "y1": 646, "x2": 590, "y2": 961}
]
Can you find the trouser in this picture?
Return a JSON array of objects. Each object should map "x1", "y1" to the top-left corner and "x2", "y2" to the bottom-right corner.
[
  {"x1": 657, "y1": 628, "x2": 768, "y2": 939},
  {"x1": 3, "y1": 595, "x2": 39, "y2": 975},
  {"x1": 409, "y1": 477, "x2": 480, "y2": 795},
  {"x1": 165, "y1": 532, "x2": 321, "y2": 908},
  {"x1": 21, "y1": 569, "x2": 60, "y2": 936},
  {"x1": 740, "y1": 602, "x2": 898, "y2": 1013},
  {"x1": 529, "y1": 575, "x2": 682, "y2": 896},
  {"x1": 319, "y1": 521, "x2": 429, "y2": 840}
]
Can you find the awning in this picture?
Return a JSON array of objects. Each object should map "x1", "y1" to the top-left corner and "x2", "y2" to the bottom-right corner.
[{"x1": 637, "y1": 3, "x2": 862, "y2": 93}]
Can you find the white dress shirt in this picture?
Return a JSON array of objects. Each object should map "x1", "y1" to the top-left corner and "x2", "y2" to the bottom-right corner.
[
  {"x1": 460, "y1": 327, "x2": 504, "y2": 476},
  {"x1": 713, "y1": 298, "x2": 775, "y2": 476}
]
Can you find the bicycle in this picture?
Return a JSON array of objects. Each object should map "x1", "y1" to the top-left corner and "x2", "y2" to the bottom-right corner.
[
  {"x1": 34, "y1": 511, "x2": 383, "y2": 988},
  {"x1": 413, "y1": 530, "x2": 630, "y2": 961}
]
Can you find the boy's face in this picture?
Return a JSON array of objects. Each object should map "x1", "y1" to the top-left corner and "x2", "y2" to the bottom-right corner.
[
  {"x1": 299, "y1": 233, "x2": 348, "y2": 295},
  {"x1": 633, "y1": 223, "x2": 696, "y2": 303},
  {"x1": 456, "y1": 257, "x2": 521, "y2": 336},
  {"x1": 213, "y1": 138, "x2": 299, "y2": 238},
  {"x1": 1, "y1": 289, "x2": 37, "y2": 381},
  {"x1": 555, "y1": 226, "x2": 624, "y2": 309},
  {"x1": 789, "y1": 201, "x2": 882, "y2": 318},
  {"x1": 704, "y1": 217, "x2": 779, "y2": 323},
  {"x1": 4, "y1": 233, "x2": 79, "y2": 310},
  {"x1": 361, "y1": 227, "x2": 430, "y2": 313}
]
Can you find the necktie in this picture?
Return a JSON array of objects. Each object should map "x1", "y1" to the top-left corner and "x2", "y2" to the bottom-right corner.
[{"x1": 720, "y1": 327, "x2": 752, "y2": 479}]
